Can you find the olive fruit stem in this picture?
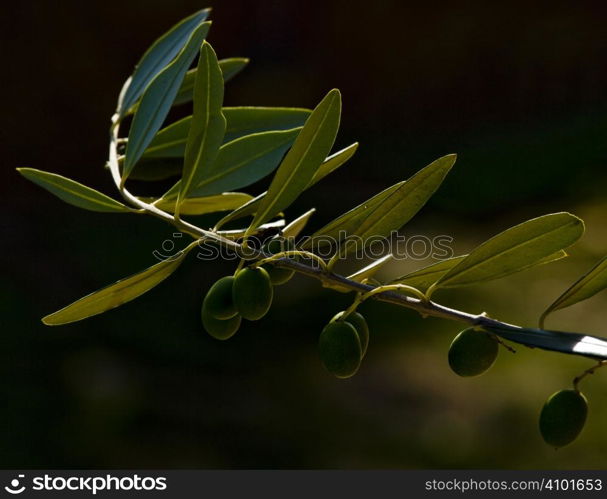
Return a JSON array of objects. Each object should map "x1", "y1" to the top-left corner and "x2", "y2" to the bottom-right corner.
[
  {"x1": 573, "y1": 360, "x2": 607, "y2": 390},
  {"x1": 360, "y1": 283, "x2": 427, "y2": 302},
  {"x1": 341, "y1": 292, "x2": 364, "y2": 319}
]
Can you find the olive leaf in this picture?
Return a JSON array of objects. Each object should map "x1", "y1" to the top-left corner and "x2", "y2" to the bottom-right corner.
[
  {"x1": 328, "y1": 255, "x2": 394, "y2": 293},
  {"x1": 392, "y1": 250, "x2": 567, "y2": 291},
  {"x1": 214, "y1": 142, "x2": 359, "y2": 229},
  {"x1": 143, "y1": 107, "x2": 312, "y2": 159},
  {"x1": 161, "y1": 128, "x2": 301, "y2": 200},
  {"x1": 17, "y1": 168, "x2": 132, "y2": 213},
  {"x1": 348, "y1": 255, "x2": 394, "y2": 282},
  {"x1": 154, "y1": 192, "x2": 253, "y2": 216},
  {"x1": 245, "y1": 89, "x2": 342, "y2": 235},
  {"x1": 282, "y1": 208, "x2": 316, "y2": 239},
  {"x1": 116, "y1": 8, "x2": 211, "y2": 117},
  {"x1": 174, "y1": 57, "x2": 249, "y2": 106},
  {"x1": 42, "y1": 246, "x2": 195, "y2": 325},
  {"x1": 432, "y1": 213, "x2": 583, "y2": 291},
  {"x1": 390, "y1": 256, "x2": 467, "y2": 290},
  {"x1": 483, "y1": 323, "x2": 607, "y2": 360},
  {"x1": 129, "y1": 158, "x2": 183, "y2": 181},
  {"x1": 223, "y1": 107, "x2": 312, "y2": 143},
  {"x1": 177, "y1": 42, "x2": 227, "y2": 213},
  {"x1": 123, "y1": 21, "x2": 211, "y2": 180},
  {"x1": 309, "y1": 142, "x2": 358, "y2": 186},
  {"x1": 541, "y1": 255, "x2": 607, "y2": 323},
  {"x1": 305, "y1": 154, "x2": 455, "y2": 252}
]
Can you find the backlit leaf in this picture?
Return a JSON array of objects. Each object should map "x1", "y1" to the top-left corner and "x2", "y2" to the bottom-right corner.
[
  {"x1": 282, "y1": 208, "x2": 316, "y2": 239},
  {"x1": 143, "y1": 106, "x2": 311, "y2": 159},
  {"x1": 116, "y1": 9, "x2": 211, "y2": 117},
  {"x1": 42, "y1": 246, "x2": 194, "y2": 325},
  {"x1": 18, "y1": 168, "x2": 131, "y2": 213},
  {"x1": 162, "y1": 128, "x2": 300, "y2": 199},
  {"x1": 154, "y1": 192, "x2": 253, "y2": 215},
  {"x1": 392, "y1": 250, "x2": 567, "y2": 291},
  {"x1": 173, "y1": 57, "x2": 249, "y2": 106},
  {"x1": 432, "y1": 213, "x2": 583, "y2": 291},
  {"x1": 177, "y1": 42, "x2": 226, "y2": 213},
  {"x1": 542, "y1": 255, "x2": 607, "y2": 322},
  {"x1": 123, "y1": 21, "x2": 211, "y2": 180},
  {"x1": 214, "y1": 142, "x2": 358, "y2": 229},
  {"x1": 304, "y1": 155, "x2": 455, "y2": 252},
  {"x1": 246, "y1": 89, "x2": 342, "y2": 235}
]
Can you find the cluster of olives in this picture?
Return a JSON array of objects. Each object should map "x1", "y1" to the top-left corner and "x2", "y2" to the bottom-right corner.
[
  {"x1": 318, "y1": 311, "x2": 369, "y2": 378},
  {"x1": 448, "y1": 327, "x2": 589, "y2": 447},
  {"x1": 201, "y1": 238, "x2": 295, "y2": 339}
]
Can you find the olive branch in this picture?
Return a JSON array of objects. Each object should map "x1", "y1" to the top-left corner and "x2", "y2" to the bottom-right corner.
[{"x1": 17, "y1": 8, "x2": 607, "y2": 448}]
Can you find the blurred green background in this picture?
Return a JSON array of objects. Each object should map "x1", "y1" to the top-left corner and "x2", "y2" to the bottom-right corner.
[{"x1": 3, "y1": 0, "x2": 607, "y2": 468}]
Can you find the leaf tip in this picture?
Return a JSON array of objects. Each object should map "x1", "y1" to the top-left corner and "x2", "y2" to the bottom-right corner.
[{"x1": 41, "y1": 315, "x2": 55, "y2": 326}]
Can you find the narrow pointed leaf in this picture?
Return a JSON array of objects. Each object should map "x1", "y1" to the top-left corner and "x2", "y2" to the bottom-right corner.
[
  {"x1": 392, "y1": 250, "x2": 567, "y2": 290},
  {"x1": 162, "y1": 128, "x2": 300, "y2": 200},
  {"x1": 117, "y1": 9, "x2": 211, "y2": 117},
  {"x1": 123, "y1": 21, "x2": 211, "y2": 179},
  {"x1": 543, "y1": 255, "x2": 607, "y2": 319},
  {"x1": 390, "y1": 256, "x2": 467, "y2": 289},
  {"x1": 129, "y1": 158, "x2": 183, "y2": 181},
  {"x1": 214, "y1": 142, "x2": 358, "y2": 229},
  {"x1": 143, "y1": 106, "x2": 311, "y2": 159},
  {"x1": 246, "y1": 89, "x2": 342, "y2": 234},
  {"x1": 434, "y1": 213, "x2": 584, "y2": 290},
  {"x1": 309, "y1": 142, "x2": 358, "y2": 186},
  {"x1": 304, "y1": 154, "x2": 455, "y2": 252},
  {"x1": 174, "y1": 57, "x2": 249, "y2": 106},
  {"x1": 282, "y1": 208, "x2": 316, "y2": 239},
  {"x1": 223, "y1": 107, "x2": 312, "y2": 143},
  {"x1": 18, "y1": 168, "x2": 131, "y2": 213},
  {"x1": 353, "y1": 155, "x2": 454, "y2": 241},
  {"x1": 302, "y1": 183, "x2": 405, "y2": 249},
  {"x1": 154, "y1": 192, "x2": 253, "y2": 215},
  {"x1": 483, "y1": 323, "x2": 607, "y2": 360},
  {"x1": 349, "y1": 255, "x2": 394, "y2": 282},
  {"x1": 177, "y1": 42, "x2": 226, "y2": 211},
  {"x1": 42, "y1": 248, "x2": 193, "y2": 325}
]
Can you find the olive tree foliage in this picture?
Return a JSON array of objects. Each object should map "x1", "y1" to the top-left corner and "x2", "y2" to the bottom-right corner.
[{"x1": 18, "y1": 9, "x2": 607, "y2": 448}]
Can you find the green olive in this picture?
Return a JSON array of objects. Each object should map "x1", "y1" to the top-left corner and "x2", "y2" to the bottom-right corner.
[
  {"x1": 539, "y1": 389, "x2": 588, "y2": 448},
  {"x1": 232, "y1": 267, "x2": 273, "y2": 320},
  {"x1": 201, "y1": 305, "x2": 241, "y2": 340},
  {"x1": 448, "y1": 327, "x2": 498, "y2": 377},
  {"x1": 203, "y1": 276, "x2": 238, "y2": 319},
  {"x1": 332, "y1": 311, "x2": 369, "y2": 358},
  {"x1": 318, "y1": 321, "x2": 362, "y2": 378},
  {"x1": 262, "y1": 238, "x2": 296, "y2": 285}
]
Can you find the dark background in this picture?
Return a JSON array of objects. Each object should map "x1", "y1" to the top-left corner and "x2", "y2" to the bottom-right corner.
[{"x1": 3, "y1": 0, "x2": 607, "y2": 468}]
